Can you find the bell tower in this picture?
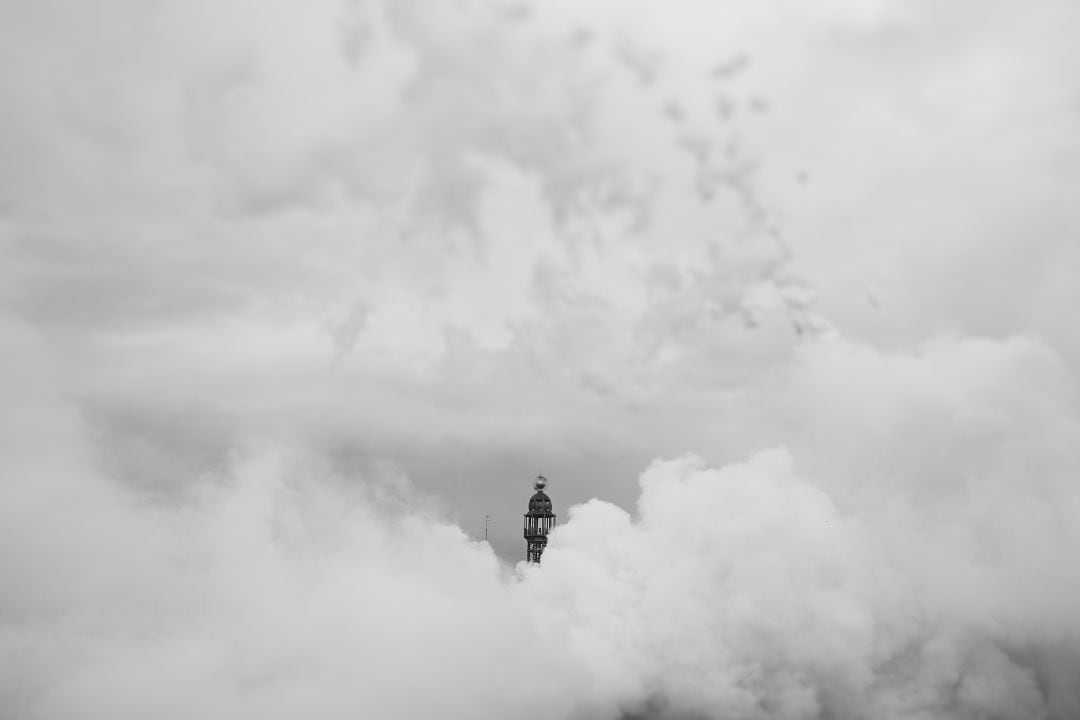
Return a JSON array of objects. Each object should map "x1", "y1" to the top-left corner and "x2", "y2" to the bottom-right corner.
[{"x1": 523, "y1": 475, "x2": 556, "y2": 563}]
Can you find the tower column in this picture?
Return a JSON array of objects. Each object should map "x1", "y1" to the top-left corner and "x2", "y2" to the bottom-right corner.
[{"x1": 523, "y1": 475, "x2": 556, "y2": 563}]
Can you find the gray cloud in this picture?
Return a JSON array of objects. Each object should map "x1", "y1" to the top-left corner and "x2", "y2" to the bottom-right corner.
[{"x1": 3, "y1": 0, "x2": 1080, "y2": 717}]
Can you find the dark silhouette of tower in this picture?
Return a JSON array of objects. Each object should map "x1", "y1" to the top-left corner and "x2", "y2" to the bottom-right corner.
[{"x1": 523, "y1": 475, "x2": 556, "y2": 563}]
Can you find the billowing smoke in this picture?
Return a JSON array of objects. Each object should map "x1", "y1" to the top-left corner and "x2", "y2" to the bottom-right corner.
[
  {"x1": 532, "y1": 334, "x2": 1080, "y2": 718},
  {"x1": 3, "y1": 0, "x2": 1080, "y2": 718},
  {"x1": 4, "y1": 323, "x2": 1080, "y2": 718}
]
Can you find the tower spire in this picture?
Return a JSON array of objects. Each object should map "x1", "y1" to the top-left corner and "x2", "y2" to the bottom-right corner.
[{"x1": 523, "y1": 474, "x2": 556, "y2": 563}]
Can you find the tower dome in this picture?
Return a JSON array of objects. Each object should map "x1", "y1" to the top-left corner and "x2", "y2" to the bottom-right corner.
[{"x1": 528, "y1": 488, "x2": 552, "y2": 514}]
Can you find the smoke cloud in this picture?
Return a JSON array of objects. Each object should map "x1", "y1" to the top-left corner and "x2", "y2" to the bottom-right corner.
[
  {"x1": 5, "y1": 322, "x2": 1080, "y2": 718},
  {"x1": 533, "y1": 334, "x2": 1080, "y2": 719},
  {"x1": 3, "y1": 0, "x2": 1080, "y2": 718}
]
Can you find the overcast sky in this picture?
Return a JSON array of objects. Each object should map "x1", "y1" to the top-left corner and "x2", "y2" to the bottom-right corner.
[{"x1": 3, "y1": 1, "x2": 1080, "y2": 718}]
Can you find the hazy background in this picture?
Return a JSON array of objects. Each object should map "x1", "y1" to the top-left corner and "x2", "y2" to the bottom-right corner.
[{"x1": 2, "y1": 0, "x2": 1080, "y2": 718}]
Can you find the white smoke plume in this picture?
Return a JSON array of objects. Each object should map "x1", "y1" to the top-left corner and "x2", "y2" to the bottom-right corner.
[
  {"x1": 3, "y1": 0, "x2": 1080, "y2": 718},
  {"x1": 532, "y1": 334, "x2": 1080, "y2": 719},
  {"x1": 4, "y1": 321, "x2": 1080, "y2": 718}
]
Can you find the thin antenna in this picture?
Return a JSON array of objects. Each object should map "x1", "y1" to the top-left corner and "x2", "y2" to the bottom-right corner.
[{"x1": 484, "y1": 514, "x2": 493, "y2": 542}]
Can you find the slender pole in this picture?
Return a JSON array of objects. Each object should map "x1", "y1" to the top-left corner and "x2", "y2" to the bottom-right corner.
[{"x1": 484, "y1": 514, "x2": 493, "y2": 542}]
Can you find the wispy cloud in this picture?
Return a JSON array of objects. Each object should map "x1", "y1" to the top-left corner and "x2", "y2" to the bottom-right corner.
[{"x1": 2, "y1": 0, "x2": 1080, "y2": 717}]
